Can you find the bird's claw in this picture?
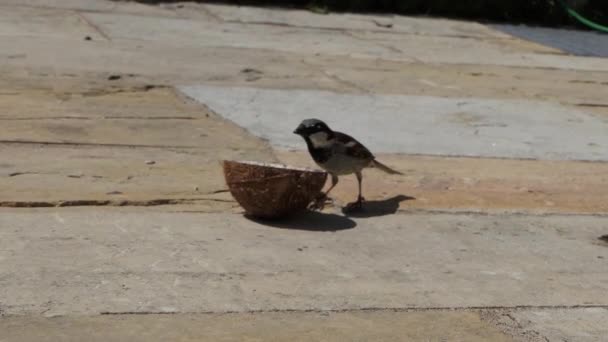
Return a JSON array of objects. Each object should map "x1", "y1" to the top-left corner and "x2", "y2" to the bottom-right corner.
[
  {"x1": 309, "y1": 193, "x2": 331, "y2": 211},
  {"x1": 344, "y1": 196, "x2": 365, "y2": 212}
]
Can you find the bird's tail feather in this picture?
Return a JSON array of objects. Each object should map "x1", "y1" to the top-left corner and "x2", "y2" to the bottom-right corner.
[{"x1": 371, "y1": 160, "x2": 403, "y2": 175}]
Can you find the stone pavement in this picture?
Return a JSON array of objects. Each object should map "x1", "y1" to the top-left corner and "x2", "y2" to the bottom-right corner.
[{"x1": 1, "y1": 1, "x2": 608, "y2": 341}]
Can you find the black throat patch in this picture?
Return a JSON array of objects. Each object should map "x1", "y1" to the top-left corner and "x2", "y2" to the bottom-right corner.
[{"x1": 303, "y1": 137, "x2": 332, "y2": 164}]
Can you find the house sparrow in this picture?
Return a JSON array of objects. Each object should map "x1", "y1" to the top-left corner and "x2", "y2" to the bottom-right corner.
[{"x1": 294, "y1": 119, "x2": 402, "y2": 210}]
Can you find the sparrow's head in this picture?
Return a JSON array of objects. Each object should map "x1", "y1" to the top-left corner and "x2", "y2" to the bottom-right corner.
[{"x1": 293, "y1": 119, "x2": 332, "y2": 137}]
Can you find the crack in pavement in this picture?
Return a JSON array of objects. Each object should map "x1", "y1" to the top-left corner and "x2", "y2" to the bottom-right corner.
[
  {"x1": 321, "y1": 70, "x2": 370, "y2": 93},
  {"x1": 78, "y1": 84, "x2": 171, "y2": 97},
  {"x1": 0, "y1": 116, "x2": 200, "y2": 121},
  {"x1": 222, "y1": 18, "x2": 517, "y2": 41},
  {"x1": 75, "y1": 10, "x2": 111, "y2": 41},
  {"x1": 0, "y1": 140, "x2": 200, "y2": 149},
  {"x1": 393, "y1": 208, "x2": 608, "y2": 218},
  {"x1": 0, "y1": 197, "x2": 234, "y2": 208},
  {"x1": 8, "y1": 171, "x2": 42, "y2": 177},
  {"x1": 98, "y1": 304, "x2": 608, "y2": 316},
  {"x1": 577, "y1": 102, "x2": 608, "y2": 108}
]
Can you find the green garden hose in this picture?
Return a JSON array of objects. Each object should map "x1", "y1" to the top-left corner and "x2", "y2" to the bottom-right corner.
[{"x1": 558, "y1": 0, "x2": 608, "y2": 33}]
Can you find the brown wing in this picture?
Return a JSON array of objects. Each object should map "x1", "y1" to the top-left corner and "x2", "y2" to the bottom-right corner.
[{"x1": 333, "y1": 132, "x2": 374, "y2": 160}]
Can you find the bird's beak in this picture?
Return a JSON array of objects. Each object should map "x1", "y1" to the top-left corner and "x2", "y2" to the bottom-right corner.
[{"x1": 293, "y1": 125, "x2": 304, "y2": 135}]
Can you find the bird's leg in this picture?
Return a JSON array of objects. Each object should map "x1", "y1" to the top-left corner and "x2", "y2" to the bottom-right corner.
[
  {"x1": 355, "y1": 171, "x2": 365, "y2": 207},
  {"x1": 310, "y1": 174, "x2": 338, "y2": 210},
  {"x1": 346, "y1": 171, "x2": 365, "y2": 211},
  {"x1": 324, "y1": 173, "x2": 339, "y2": 197}
]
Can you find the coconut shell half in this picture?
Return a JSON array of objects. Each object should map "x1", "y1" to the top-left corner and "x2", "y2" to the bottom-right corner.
[{"x1": 223, "y1": 160, "x2": 327, "y2": 219}]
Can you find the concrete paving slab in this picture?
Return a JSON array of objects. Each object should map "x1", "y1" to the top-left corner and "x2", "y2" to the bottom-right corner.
[
  {"x1": 311, "y1": 62, "x2": 608, "y2": 108},
  {"x1": 347, "y1": 29, "x2": 608, "y2": 71},
  {"x1": 179, "y1": 85, "x2": 608, "y2": 161},
  {"x1": 349, "y1": 28, "x2": 558, "y2": 56},
  {"x1": 0, "y1": 87, "x2": 208, "y2": 119},
  {"x1": 0, "y1": 0, "x2": 117, "y2": 12},
  {"x1": 1, "y1": 8, "x2": 607, "y2": 97},
  {"x1": 204, "y1": 3, "x2": 511, "y2": 39},
  {"x1": 83, "y1": 12, "x2": 401, "y2": 61},
  {"x1": 0, "y1": 311, "x2": 513, "y2": 342},
  {"x1": 0, "y1": 0, "x2": 181, "y2": 18},
  {"x1": 0, "y1": 37, "x2": 337, "y2": 89},
  {"x1": 2, "y1": 118, "x2": 226, "y2": 147},
  {"x1": 509, "y1": 308, "x2": 608, "y2": 342},
  {"x1": 0, "y1": 144, "x2": 243, "y2": 207},
  {"x1": 0, "y1": 86, "x2": 276, "y2": 146},
  {"x1": 81, "y1": 11, "x2": 608, "y2": 71},
  {"x1": 0, "y1": 5, "x2": 104, "y2": 41},
  {"x1": 2, "y1": 38, "x2": 606, "y2": 108},
  {"x1": 276, "y1": 150, "x2": 608, "y2": 214},
  {"x1": 4, "y1": 143, "x2": 607, "y2": 214},
  {"x1": 0, "y1": 210, "x2": 606, "y2": 316},
  {"x1": 0, "y1": 84, "x2": 276, "y2": 205}
]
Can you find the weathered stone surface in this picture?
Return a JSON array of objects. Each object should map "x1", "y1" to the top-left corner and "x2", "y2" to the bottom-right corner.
[
  {"x1": 180, "y1": 85, "x2": 608, "y2": 161},
  {"x1": 81, "y1": 10, "x2": 607, "y2": 70},
  {"x1": 0, "y1": 6, "x2": 104, "y2": 40},
  {"x1": 0, "y1": 311, "x2": 512, "y2": 342},
  {"x1": 0, "y1": 86, "x2": 275, "y2": 205},
  {"x1": 0, "y1": 210, "x2": 606, "y2": 316},
  {"x1": 483, "y1": 308, "x2": 608, "y2": 342},
  {"x1": 0, "y1": 144, "x2": 234, "y2": 207},
  {"x1": 1, "y1": 1, "x2": 607, "y2": 340},
  {"x1": 0, "y1": 0, "x2": 182, "y2": 17},
  {"x1": 277, "y1": 150, "x2": 608, "y2": 215},
  {"x1": 204, "y1": 3, "x2": 512, "y2": 39},
  {"x1": 509, "y1": 308, "x2": 608, "y2": 342}
]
